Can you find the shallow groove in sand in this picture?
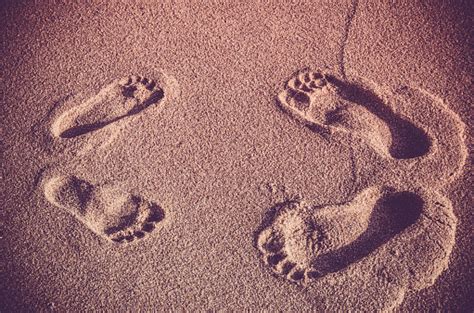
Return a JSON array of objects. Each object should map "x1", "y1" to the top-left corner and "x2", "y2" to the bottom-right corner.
[{"x1": 339, "y1": 0, "x2": 359, "y2": 79}]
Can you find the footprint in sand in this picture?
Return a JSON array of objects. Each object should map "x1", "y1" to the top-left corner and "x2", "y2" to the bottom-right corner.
[
  {"x1": 44, "y1": 175, "x2": 165, "y2": 243},
  {"x1": 51, "y1": 75, "x2": 165, "y2": 139},
  {"x1": 256, "y1": 187, "x2": 456, "y2": 287},
  {"x1": 277, "y1": 69, "x2": 432, "y2": 159}
]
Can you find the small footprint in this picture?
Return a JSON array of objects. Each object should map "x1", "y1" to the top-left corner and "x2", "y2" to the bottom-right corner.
[
  {"x1": 44, "y1": 175, "x2": 165, "y2": 243},
  {"x1": 277, "y1": 69, "x2": 431, "y2": 159},
  {"x1": 51, "y1": 75, "x2": 164, "y2": 139},
  {"x1": 257, "y1": 187, "x2": 424, "y2": 284}
]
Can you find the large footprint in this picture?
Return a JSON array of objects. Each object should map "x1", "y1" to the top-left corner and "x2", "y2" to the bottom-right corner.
[
  {"x1": 277, "y1": 69, "x2": 431, "y2": 159},
  {"x1": 256, "y1": 186, "x2": 456, "y2": 289},
  {"x1": 44, "y1": 175, "x2": 166, "y2": 243},
  {"x1": 51, "y1": 75, "x2": 164, "y2": 139}
]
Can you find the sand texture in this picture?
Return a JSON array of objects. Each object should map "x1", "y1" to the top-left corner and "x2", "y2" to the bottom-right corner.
[{"x1": 1, "y1": 1, "x2": 472, "y2": 311}]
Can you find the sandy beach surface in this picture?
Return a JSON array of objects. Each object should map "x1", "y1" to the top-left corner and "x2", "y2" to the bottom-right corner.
[{"x1": 1, "y1": 1, "x2": 472, "y2": 311}]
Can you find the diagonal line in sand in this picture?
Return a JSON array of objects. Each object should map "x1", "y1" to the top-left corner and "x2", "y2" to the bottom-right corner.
[{"x1": 339, "y1": 0, "x2": 359, "y2": 79}]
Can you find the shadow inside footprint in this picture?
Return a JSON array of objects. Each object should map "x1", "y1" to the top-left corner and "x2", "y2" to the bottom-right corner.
[
  {"x1": 309, "y1": 191, "x2": 423, "y2": 278},
  {"x1": 60, "y1": 120, "x2": 112, "y2": 138},
  {"x1": 325, "y1": 75, "x2": 431, "y2": 159}
]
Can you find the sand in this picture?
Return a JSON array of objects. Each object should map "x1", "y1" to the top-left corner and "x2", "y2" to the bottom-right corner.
[{"x1": 0, "y1": 1, "x2": 472, "y2": 311}]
